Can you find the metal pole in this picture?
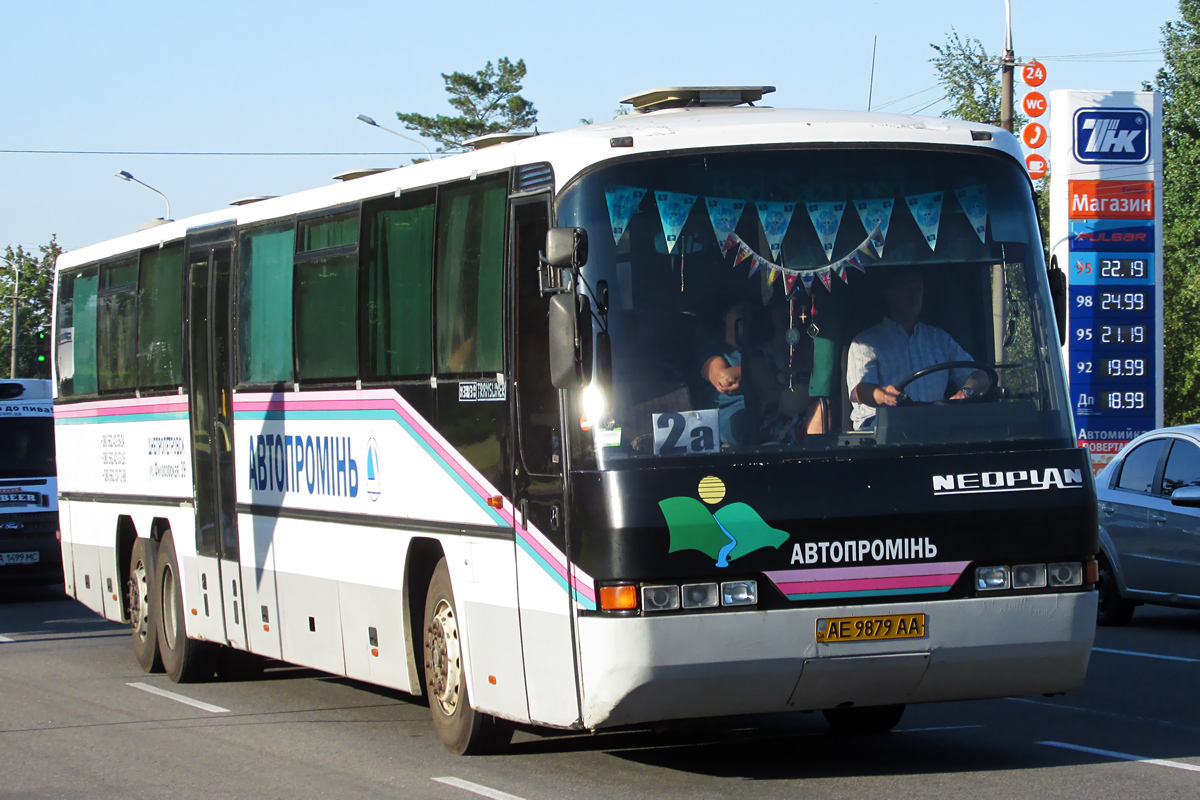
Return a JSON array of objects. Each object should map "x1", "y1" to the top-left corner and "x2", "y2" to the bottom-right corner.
[
  {"x1": 1000, "y1": 0, "x2": 1015, "y2": 132},
  {"x1": 9, "y1": 262, "x2": 19, "y2": 378}
]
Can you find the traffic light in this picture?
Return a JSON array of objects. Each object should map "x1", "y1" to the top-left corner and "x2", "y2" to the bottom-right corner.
[{"x1": 36, "y1": 331, "x2": 47, "y2": 363}]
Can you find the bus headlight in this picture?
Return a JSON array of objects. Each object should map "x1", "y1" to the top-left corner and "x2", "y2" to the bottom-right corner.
[
  {"x1": 1048, "y1": 562, "x2": 1083, "y2": 587},
  {"x1": 582, "y1": 383, "x2": 607, "y2": 428},
  {"x1": 975, "y1": 566, "x2": 1010, "y2": 590},
  {"x1": 642, "y1": 584, "x2": 680, "y2": 612},
  {"x1": 681, "y1": 582, "x2": 720, "y2": 609},
  {"x1": 1012, "y1": 564, "x2": 1048, "y2": 589},
  {"x1": 721, "y1": 580, "x2": 757, "y2": 606}
]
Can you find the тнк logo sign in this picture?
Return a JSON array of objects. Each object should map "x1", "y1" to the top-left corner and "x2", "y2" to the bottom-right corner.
[{"x1": 1074, "y1": 109, "x2": 1150, "y2": 164}]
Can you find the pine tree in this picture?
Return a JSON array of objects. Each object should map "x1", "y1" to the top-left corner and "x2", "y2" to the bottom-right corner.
[{"x1": 396, "y1": 58, "x2": 538, "y2": 155}]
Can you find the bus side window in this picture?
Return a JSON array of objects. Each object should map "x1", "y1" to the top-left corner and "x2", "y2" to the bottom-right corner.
[
  {"x1": 238, "y1": 224, "x2": 296, "y2": 386},
  {"x1": 362, "y1": 190, "x2": 435, "y2": 380},
  {"x1": 295, "y1": 209, "x2": 360, "y2": 383},
  {"x1": 57, "y1": 266, "x2": 99, "y2": 398},
  {"x1": 435, "y1": 175, "x2": 507, "y2": 376},
  {"x1": 137, "y1": 243, "x2": 186, "y2": 389},
  {"x1": 97, "y1": 257, "x2": 139, "y2": 393}
]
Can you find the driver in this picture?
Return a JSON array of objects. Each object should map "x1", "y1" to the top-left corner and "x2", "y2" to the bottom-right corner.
[{"x1": 846, "y1": 267, "x2": 990, "y2": 430}]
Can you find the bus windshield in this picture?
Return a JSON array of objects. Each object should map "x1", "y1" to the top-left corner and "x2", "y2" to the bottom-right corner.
[
  {"x1": 556, "y1": 147, "x2": 1072, "y2": 465},
  {"x1": 0, "y1": 417, "x2": 56, "y2": 478}
]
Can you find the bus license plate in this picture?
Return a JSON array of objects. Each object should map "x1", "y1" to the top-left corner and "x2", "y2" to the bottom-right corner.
[
  {"x1": 815, "y1": 613, "x2": 926, "y2": 643},
  {"x1": 1, "y1": 552, "x2": 39, "y2": 566}
]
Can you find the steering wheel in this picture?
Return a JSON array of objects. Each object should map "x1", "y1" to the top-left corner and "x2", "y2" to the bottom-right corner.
[{"x1": 893, "y1": 360, "x2": 998, "y2": 405}]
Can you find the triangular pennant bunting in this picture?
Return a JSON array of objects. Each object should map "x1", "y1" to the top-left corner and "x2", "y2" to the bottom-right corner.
[
  {"x1": 806, "y1": 201, "x2": 846, "y2": 261},
  {"x1": 605, "y1": 186, "x2": 647, "y2": 245},
  {"x1": 955, "y1": 184, "x2": 988, "y2": 243},
  {"x1": 906, "y1": 191, "x2": 944, "y2": 251},
  {"x1": 801, "y1": 273, "x2": 815, "y2": 295},
  {"x1": 783, "y1": 272, "x2": 799, "y2": 295},
  {"x1": 721, "y1": 233, "x2": 738, "y2": 255},
  {"x1": 748, "y1": 255, "x2": 765, "y2": 277},
  {"x1": 818, "y1": 270, "x2": 833, "y2": 291},
  {"x1": 706, "y1": 197, "x2": 747, "y2": 246},
  {"x1": 756, "y1": 201, "x2": 796, "y2": 260},
  {"x1": 655, "y1": 191, "x2": 696, "y2": 253},
  {"x1": 854, "y1": 198, "x2": 894, "y2": 258},
  {"x1": 733, "y1": 242, "x2": 753, "y2": 268}
]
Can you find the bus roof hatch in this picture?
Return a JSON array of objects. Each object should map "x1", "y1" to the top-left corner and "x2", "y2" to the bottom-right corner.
[{"x1": 619, "y1": 86, "x2": 776, "y2": 113}]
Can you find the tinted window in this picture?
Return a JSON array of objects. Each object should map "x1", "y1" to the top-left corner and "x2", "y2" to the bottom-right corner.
[
  {"x1": 97, "y1": 258, "x2": 139, "y2": 392},
  {"x1": 364, "y1": 192, "x2": 435, "y2": 378},
  {"x1": 57, "y1": 266, "x2": 99, "y2": 398},
  {"x1": 1162, "y1": 439, "x2": 1200, "y2": 495},
  {"x1": 137, "y1": 243, "x2": 185, "y2": 388},
  {"x1": 299, "y1": 210, "x2": 358, "y2": 251},
  {"x1": 435, "y1": 175, "x2": 507, "y2": 375},
  {"x1": 0, "y1": 417, "x2": 55, "y2": 477},
  {"x1": 238, "y1": 224, "x2": 295, "y2": 385},
  {"x1": 295, "y1": 253, "x2": 358, "y2": 381},
  {"x1": 1116, "y1": 438, "x2": 1168, "y2": 494}
]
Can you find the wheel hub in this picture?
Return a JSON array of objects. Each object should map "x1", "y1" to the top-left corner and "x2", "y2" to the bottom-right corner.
[
  {"x1": 425, "y1": 599, "x2": 462, "y2": 715},
  {"x1": 129, "y1": 558, "x2": 150, "y2": 643}
]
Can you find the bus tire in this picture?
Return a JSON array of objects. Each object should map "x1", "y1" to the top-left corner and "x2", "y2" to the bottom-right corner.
[
  {"x1": 128, "y1": 538, "x2": 163, "y2": 673},
  {"x1": 822, "y1": 704, "x2": 905, "y2": 734},
  {"x1": 423, "y1": 558, "x2": 514, "y2": 755},
  {"x1": 155, "y1": 531, "x2": 216, "y2": 683},
  {"x1": 1096, "y1": 554, "x2": 1135, "y2": 627}
]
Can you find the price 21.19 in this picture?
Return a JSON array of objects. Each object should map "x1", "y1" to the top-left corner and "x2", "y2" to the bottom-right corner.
[{"x1": 1075, "y1": 325, "x2": 1146, "y2": 345}]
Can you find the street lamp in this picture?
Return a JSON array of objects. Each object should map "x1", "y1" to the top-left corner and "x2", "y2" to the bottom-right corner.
[
  {"x1": 355, "y1": 114, "x2": 434, "y2": 161},
  {"x1": 115, "y1": 170, "x2": 172, "y2": 221},
  {"x1": 1, "y1": 255, "x2": 19, "y2": 379}
]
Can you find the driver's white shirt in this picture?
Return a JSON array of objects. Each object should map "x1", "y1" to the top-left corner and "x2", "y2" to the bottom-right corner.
[{"x1": 847, "y1": 317, "x2": 975, "y2": 429}]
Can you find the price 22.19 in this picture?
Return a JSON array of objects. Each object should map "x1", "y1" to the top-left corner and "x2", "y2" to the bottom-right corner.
[{"x1": 1075, "y1": 325, "x2": 1146, "y2": 345}]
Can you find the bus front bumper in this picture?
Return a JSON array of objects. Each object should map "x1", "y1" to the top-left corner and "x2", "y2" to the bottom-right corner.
[{"x1": 576, "y1": 591, "x2": 1096, "y2": 730}]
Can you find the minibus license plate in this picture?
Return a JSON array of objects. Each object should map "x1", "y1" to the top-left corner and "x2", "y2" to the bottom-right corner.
[
  {"x1": 1, "y1": 552, "x2": 39, "y2": 566},
  {"x1": 815, "y1": 613, "x2": 926, "y2": 643}
]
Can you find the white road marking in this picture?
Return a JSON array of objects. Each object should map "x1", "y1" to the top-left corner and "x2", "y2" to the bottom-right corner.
[
  {"x1": 1093, "y1": 647, "x2": 1200, "y2": 663},
  {"x1": 127, "y1": 682, "x2": 229, "y2": 713},
  {"x1": 432, "y1": 777, "x2": 528, "y2": 800},
  {"x1": 1039, "y1": 740, "x2": 1200, "y2": 773},
  {"x1": 1006, "y1": 697, "x2": 1200, "y2": 735},
  {"x1": 0, "y1": 635, "x2": 14, "y2": 643},
  {"x1": 898, "y1": 725, "x2": 985, "y2": 733}
]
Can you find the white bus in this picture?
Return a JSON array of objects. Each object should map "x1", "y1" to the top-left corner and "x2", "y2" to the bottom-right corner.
[
  {"x1": 1, "y1": 378, "x2": 60, "y2": 586},
  {"x1": 54, "y1": 86, "x2": 1097, "y2": 754}
]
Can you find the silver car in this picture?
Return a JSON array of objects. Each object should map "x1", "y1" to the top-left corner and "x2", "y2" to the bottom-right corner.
[{"x1": 1096, "y1": 425, "x2": 1200, "y2": 625}]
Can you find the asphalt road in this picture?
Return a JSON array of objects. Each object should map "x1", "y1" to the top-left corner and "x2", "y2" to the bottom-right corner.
[{"x1": 3, "y1": 585, "x2": 1200, "y2": 800}]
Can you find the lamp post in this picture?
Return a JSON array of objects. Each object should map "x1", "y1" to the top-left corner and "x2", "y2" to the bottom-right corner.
[
  {"x1": 355, "y1": 114, "x2": 434, "y2": 161},
  {"x1": 2, "y1": 256, "x2": 18, "y2": 379},
  {"x1": 115, "y1": 170, "x2": 172, "y2": 221},
  {"x1": 999, "y1": 0, "x2": 1016, "y2": 133}
]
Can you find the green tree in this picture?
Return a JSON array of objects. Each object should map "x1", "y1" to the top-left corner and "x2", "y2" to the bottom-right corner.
[
  {"x1": 1154, "y1": 0, "x2": 1200, "y2": 424},
  {"x1": 929, "y1": 28, "x2": 1027, "y2": 133},
  {"x1": 0, "y1": 237, "x2": 61, "y2": 380},
  {"x1": 396, "y1": 57, "x2": 538, "y2": 154}
]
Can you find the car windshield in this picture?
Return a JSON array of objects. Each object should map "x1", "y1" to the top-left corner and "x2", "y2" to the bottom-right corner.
[
  {"x1": 555, "y1": 147, "x2": 1072, "y2": 466},
  {"x1": 0, "y1": 417, "x2": 56, "y2": 478}
]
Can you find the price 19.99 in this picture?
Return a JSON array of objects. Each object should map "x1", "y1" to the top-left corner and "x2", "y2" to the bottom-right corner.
[{"x1": 1075, "y1": 357, "x2": 1148, "y2": 378}]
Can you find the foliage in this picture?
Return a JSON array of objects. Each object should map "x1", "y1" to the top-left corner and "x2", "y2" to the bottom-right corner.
[
  {"x1": 1155, "y1": 0, "x2": 1200, "y2": 424},
  {"x1": 929, "y1": 28, "x2": 1026, "y2": 133},
  {"x1": 396, "y1": 57, "x2": 538, "y2": 154},
  {"x1": 0, "y1": 237, "x2": 61, "y2": 380}
]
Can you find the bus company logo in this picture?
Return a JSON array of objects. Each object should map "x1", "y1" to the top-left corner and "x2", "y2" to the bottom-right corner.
[
  {"x1": 366, "y1": 437, "x2": 381, "y2": 501},
  {"x1": 1074, "y1": 108, "x2": 1150, "y2": 164},
  {"x1": 932, "y1": 468, "x2": 1084, "y2": 496},
  {"x1": 659, "y1": 477, "x2": 787, "y2": 568}
]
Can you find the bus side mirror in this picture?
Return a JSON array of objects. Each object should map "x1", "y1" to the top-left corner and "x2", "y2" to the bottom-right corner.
[
  {"x1": 544, "y1": 227, "x2": 588, "y2": 269},
  {"x1": 549, "y1": 293, "x2": 593, "y2": 390},
  {"x1": 1048, "y1": 255, "x2": 1066, "y2": 346}
]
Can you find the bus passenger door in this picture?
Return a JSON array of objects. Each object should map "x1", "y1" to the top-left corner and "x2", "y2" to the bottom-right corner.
[
  {"x1": 511, "y1": 197, "x2": 580, "y2": 727},
  {"x1": 186, "y1": 229, "x2": 248, "y2": 651}
]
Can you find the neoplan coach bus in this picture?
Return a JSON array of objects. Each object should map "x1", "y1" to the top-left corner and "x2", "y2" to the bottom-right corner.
[{"x1": 53, "y1": 86, "x2": 1097, "y2": 754}]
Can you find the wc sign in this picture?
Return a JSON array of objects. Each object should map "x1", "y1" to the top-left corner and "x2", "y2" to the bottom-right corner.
[{"x1": 1074, "y1": 109, "x2": 1151, "y2": 164}]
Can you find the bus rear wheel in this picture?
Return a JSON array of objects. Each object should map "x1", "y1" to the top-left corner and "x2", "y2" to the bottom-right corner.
[
  {"x1": 128, "y1": 538, "x2": 163, "y2": 673},
  {"x1": 155, "y1": 531, "x2": 216, "y2": 683},
  {"x1": 822, "y1": 704, "x2": 905, "y2": 734},
  {"x1": 423, "y1": 558, "x2": 513, "y2": 755}
]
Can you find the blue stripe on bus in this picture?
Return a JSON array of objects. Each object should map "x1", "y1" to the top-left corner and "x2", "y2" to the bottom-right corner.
[
  {"x1": 515, "y1": 535, "x2": 597, "y2": 610},
  {"x1": 786, "y1": 586, "x2": 954, "y2": 602}
]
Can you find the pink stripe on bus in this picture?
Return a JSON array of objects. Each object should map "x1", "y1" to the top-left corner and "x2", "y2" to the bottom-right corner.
[
  {"x1": 773, "y1": 573, "x2": 961, "y2": 595},
  {"x1": 764, "y1": 560, "x2": 971, "y2": 584}
]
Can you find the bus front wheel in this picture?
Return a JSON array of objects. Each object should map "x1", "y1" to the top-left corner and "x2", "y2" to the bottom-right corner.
[
  {"x1": 422, "y1": 558, "x2": 513, "y2": 755},
  {"x1": 128, "y1": 538, "x2": 163, "y2": 673},
  {"x1": 822, "y1": 704, "x2": 906, "y2": 734},
  {"x1": 155, "y1": 531, "x2": 217, "y2": 683}
]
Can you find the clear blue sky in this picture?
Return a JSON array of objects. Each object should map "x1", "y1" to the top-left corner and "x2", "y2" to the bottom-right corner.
[{"x1": 0, "y1": 0, "x2": 1179, "y2": 255}]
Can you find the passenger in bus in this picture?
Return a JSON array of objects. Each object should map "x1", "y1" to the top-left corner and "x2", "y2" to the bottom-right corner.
[
  {"x1": 699, "y1": 298, "x2": 753, "y2": 445},
  {"x1": 744, "y1": 297, "x2": 825, "y2": 443},
  {"x1": 847, "y1": 267, "x2": 989, "y2": 430}
]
